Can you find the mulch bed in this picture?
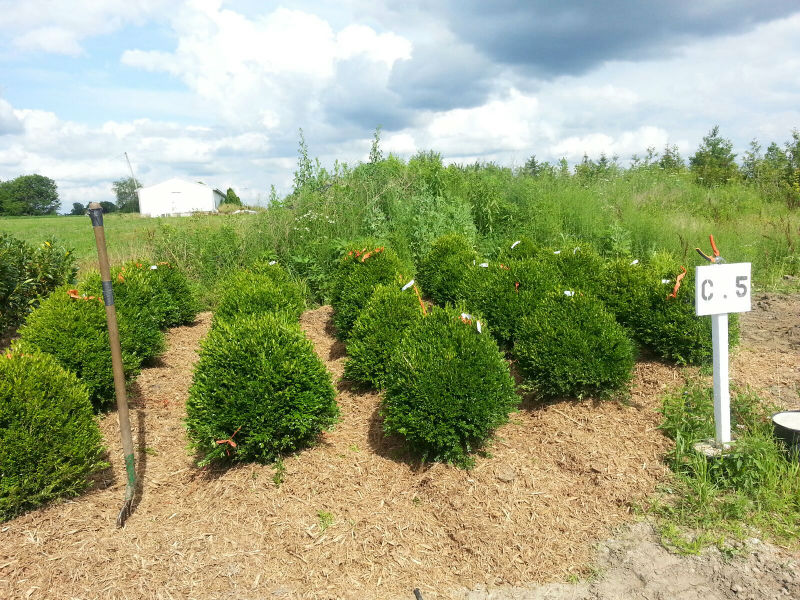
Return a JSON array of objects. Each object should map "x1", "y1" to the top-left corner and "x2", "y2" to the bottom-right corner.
[{"x1": 1, "y1": 306, "x2": 683, "y2": 599}]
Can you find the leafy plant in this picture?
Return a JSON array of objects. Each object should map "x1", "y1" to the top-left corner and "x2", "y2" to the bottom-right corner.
[
  {"x1": 514, "y1": 292, "x2": 636, "y2": 398},
  {"x1": 213, "y1": 270, "x2": 305, "y2": 325},
  {"x1": 382, "y1": 306, "x2": 519, "y2": 467},
  {"x1": 416, "y1": 233, "x2": 477, "y2": 306},
  {"x1": 0, "y1": 235, "x2": 77, "y2": 332},
  {"x1": 15, "y1": 285, "x2": 162, "y2": 410},
  {"x1": 344, "y1": 284, "x2": 424, "y2": 389},
  {"x1": 0, "y1": 351, "x2": 106, "y2": 521},
  {"x1": 653, "y1": 381, "x2": 800, "y2": 549},
  {"x1": 186, "y1": 313, "x2": 339, "y2": 465},
  {"x1": 331, "y1": 245, "x2": 409, "y2": 340},
  {"x1": 460, "y1": 259, "x2": 561, "y2": 347}
]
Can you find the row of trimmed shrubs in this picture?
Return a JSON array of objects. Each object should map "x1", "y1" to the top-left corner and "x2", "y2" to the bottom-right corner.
[
  {"x1": 1, "y1": 261, "x2": 198, "y2": 521},
  {"x1": 417, "y1": 234, "x2": 738, "y2": 398},
  {"x1": 185, "y1": 261, "x2": 339, "y2": 466},
  {"x1": 331, "y1": 243, "x2": 519, "y2": 467}
]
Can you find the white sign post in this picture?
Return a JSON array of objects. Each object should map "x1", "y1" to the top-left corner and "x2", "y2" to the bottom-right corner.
[{"x1": 695, "y1": 262, "x2": 752, "y2": 446}]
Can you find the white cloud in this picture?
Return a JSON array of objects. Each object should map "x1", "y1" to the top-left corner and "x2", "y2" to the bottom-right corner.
[
  {"x1": 0, "y1": 0, "x2": 171, "y2": 55},
  {"x1": 121, "y1": 4, "x2": 412, "y2": 131}
]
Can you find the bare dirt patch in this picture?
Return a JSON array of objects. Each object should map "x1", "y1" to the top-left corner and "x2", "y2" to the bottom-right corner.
[{"x1": 1, "y1": 298, "x2": 798, "y2": 599}]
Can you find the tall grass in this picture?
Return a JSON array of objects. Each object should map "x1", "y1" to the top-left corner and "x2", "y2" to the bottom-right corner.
[
  {"x1": 1, "y1": 156, "x2": 798, "y2": 303},
  {"x1": 650, "y1": 380, "x2": 800, "y2": 552}
]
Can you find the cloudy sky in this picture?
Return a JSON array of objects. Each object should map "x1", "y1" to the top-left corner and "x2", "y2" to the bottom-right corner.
[{"x1": 1, "y1": 1, "x2": 799, "y2": 208}]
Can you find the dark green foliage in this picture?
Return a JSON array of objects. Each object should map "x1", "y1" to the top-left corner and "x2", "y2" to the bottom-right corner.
[
  {"x1": 113, "y1": 177, "x2": 141, "y2": 213},
  {"x1": 331, "y1": 246, "x2": 408, "y2": 340},
  {"x1": 225, "y1": 187, "x2": 242, "y2": 206},
  {"x1": 344, "y1": 284, "x2": 423, "y2": 389},
  {"x1": 16, "y1": 286, "x2": 162, "y2": 410},
  {"x1": 636, "y1": 271, "x2": 738, "y2": 365},
  {"x1": 82, "y1": 261, "x2": 198, "y2": 330},
  {"x1": 492, "y1": 237, "x2": 546, "y2": 262},
  {"x1": 214, "y1": 270, "x2": 305, "y2": 324},
  {"x1": 460, "y1": 259, "x2": 561, "y2": 347},
  {"x1": 690, "y1": 125, "x2": 739, "y2": 187},
  {"x1": 382, "y1": 306, "x2": 519, "y2": 467},
  {"x1": 0, "y1": 235, "x2": 77, "y2": 331},
  {"x1": 0, "y1": 352, "x2": 106, "y2": 521},
  {"x1": 544, "y1": 245, "x2": 607, "y2": 295},
  {"x1": 0, "y1": 174, "x2": 60, "y2": 215},
  {"x1": 416, "y1": 233, "x2": 477, "y2": 305},
  {"x1": 186, "y1": 313, "x2": 338, "y2": 465},
  {"x1": 514, "y1": 292, "x2": 636, "y2": 398}
]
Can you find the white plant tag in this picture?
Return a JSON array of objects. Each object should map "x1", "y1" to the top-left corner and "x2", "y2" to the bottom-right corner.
[
  {"x1": 479, "y1": 262, "x2": 489, "y2": 268},
  {"x1": 564, "y1": 290, "x2": 575, "y2": 297},
  {"x1": 553, "y1": 250, "x2": 561, "y2": 255},
  {"x1": 402, "y1": 279, "x2": 415, "y2": 291},
  {"x1": 149, "y1": 265, "x2": 158, "y2": 270},
  {"x1": 461, "y1": 312, "x2": 472, "y2": 321},
  {"x1": 268, "y1": 260, "x2": 277, "y2": 265},
  {"x1": 476, "y1": 320, "x2": 483, "y2": 333},
  {"x1": 662, "y1": 279, "x2": 671, "y2": 284},
  {"x1": 511, "y1": 240, "x2": 521, "y2": 249},
  {"x1": 630, "y1": 259, "x2": 639, "y2": 265}
]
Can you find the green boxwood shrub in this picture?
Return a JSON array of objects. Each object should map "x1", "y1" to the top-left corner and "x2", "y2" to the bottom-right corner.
[
  {"x1": 416, "y1": 233, "x2": 477, "y2": 306},
  {"x1": 492, "y1": 237, "x2": 545, "y2": 262},
  {"x1": 0, "y1": 351, "x2": 106, "y2": 521},
  {"x1": 514, "y1": 291, "x2": 636, "y2": 399},
  {"x1": 460, "y1": 259, "x2": 561, "y2": 347},
  {"x1": 214, "y1": 270, "x2": 305, "y2": 324},
  {"x1": 635, "y1": 269, "x2": 738, "y2": 365},
  {"x1": 343, "y1": 284, "x2": 424, "y2": 389},
  {"x1": 82, "y1": 261, "x2": 198, "y2": 330},
  {"x1": 186, "y1": 313, "x2": 339, "y2": 465},
  {"x1": 331, "y1": 246, "x2": 409, "y2": 340},
  {"x1": 15, "y1": 286, "x2": 163, "y2": 410},
  {"x1": 599, "y1": 260, "x2": 738, "y2": 365},
  {"x1": 382, "y1": 306, "x2": 519, "y2": 467}
]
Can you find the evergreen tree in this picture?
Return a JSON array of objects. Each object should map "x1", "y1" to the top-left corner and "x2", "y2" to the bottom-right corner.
[{"x1": 689, "y1": 125, "x2": 738, "y2": 186}]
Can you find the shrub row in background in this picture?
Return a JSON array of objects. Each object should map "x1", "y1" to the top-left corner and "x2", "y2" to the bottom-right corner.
[
  {"x1": 187, "y1": 262, "x2": 338, "y2": 467},
  {"x1": 0, "y1": 352, "x2": 106, "y2": 522},
  {"x1": 14, "y1": 260, "x2": 198, "y2": 411},
  {"x1": 15, "y1": 285, "x2": 164, "y2": 411},
  {"x1": 0, "y1": 234, "x2": 77, "y2": 331}
]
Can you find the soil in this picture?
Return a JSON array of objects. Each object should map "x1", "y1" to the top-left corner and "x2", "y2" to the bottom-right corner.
[{"x1": 1, "y1": 295, "x2": 799, "y2": 599}]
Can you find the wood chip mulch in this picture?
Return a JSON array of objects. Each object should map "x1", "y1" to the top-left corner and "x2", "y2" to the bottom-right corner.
[{"x1": 1, "y1": 306, "x2": 679, "y2": 600}]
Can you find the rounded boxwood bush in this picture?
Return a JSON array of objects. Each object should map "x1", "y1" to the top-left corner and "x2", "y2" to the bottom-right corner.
[
  {"x1": 331, "y1": 246, "x2": 409, "y2": 340},
  {"x1": 514, "y1": 291, "x2": 636, "y2": 399},
  {"x1": 249, "y1": 260, "x2": 294, "y2": 287},
  {"x1": 416, "y1": 233, "x2": 477, "y2": 306},
  {"x1": 493, "y1": 237, "x2": 546, "y2": 262},
  {"x1": 0, "y1": 351, "x2": 106, "y2": 521},
  {"x1": 16, "y1": 286, "x2": 162, "y2": 410},
  {"x1": 382, "y1": 306, "x2": 519, "y2": 467},
  {"x1": 186, "y1": 313, "x2": 339, "y2": 465},
  {"x1": 82, "y1": 261, "x2": 198, "y2": 330},
  {"x1": 214, "y1": 270, "x2": 305, "y2": 324},
  {"x1": 461, "y1": 259, "x2": 561, "y2": 347},
  {"x1": 635, "y1": 269, "x2": 739, "y2": 365},
  {"x1": 343, "y1": 284, "x2": 423, "y2": 390}
]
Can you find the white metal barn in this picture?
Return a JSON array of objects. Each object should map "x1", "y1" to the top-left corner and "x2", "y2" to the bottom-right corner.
[{"x1": 137, "y1": 178, "x2": 225, "y2": 217}]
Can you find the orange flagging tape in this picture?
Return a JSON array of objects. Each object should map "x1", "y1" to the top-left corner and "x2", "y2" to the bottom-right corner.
[
  {"x1": 413, "y1": 284, "x2": 427, "y2": 315},
  {"x1": 668, "y1": 266, "x2": 687, "y2": 299}
]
